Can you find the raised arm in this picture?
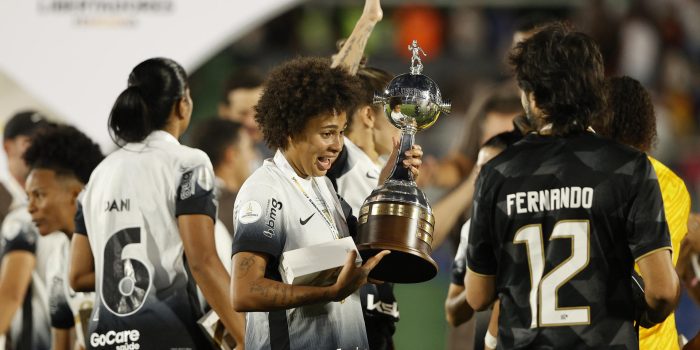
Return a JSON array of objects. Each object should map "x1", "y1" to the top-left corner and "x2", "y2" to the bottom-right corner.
[
  {"x1": 69, "y1": 233, "x2": 95, "y2": 292},
  {"x1": 178, "y1": 214, "x2": 245, "y2": 347},
  {"x1": 231, "y1": 250, "x2": 389, "y2": 312},
  {"x1": 0, "y1": 251, "x2": 35, "y2": 334},
  {"x1": 330, "y1": 0, "x2": 382, "y2": 75}
]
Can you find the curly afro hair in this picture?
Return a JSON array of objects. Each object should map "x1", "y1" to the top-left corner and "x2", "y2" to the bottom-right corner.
[
  {"x1": 509, "y1": 22, "x2": 605, "y2": 136},
  {"x1": 255, "y1": 56, "x2": 361, "y2": 150},
  {"x1": 23, "y1": 125, "x2": 104, "y2": 184},
  {"x1": 598, "y1": 76, "x2": 657, "y2": 152}
]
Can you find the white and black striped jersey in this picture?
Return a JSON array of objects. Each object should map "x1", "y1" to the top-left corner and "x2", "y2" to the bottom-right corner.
[
  {"x1": 75, "y1": 130, "x2": 217, "y2": 350},
  {"x1": 1, "y1": 207, "x2": 63, "y2": 350},
  {"x1": 232, "y1": 150, "x2": 368, "y2": 350}
]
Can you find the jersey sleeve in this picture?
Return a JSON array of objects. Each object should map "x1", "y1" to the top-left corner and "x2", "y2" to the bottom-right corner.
[
  {"x1": 231, "y1": 184, "x2": 286, "y2": 260},
  {"x1": 466, "y1": 170, "x2": 498, "y2": 276},
  {"x1": 1, "y1": 210, "x2": 38, "y2": 254},
  {"x1": 626, "y1": 155, "x2": 672, "y2": 261},
  {"x1": 74, "y1": 200, "x2": 87, "y2": 236},
  {"x1": 175, "y1": 160, "x2": 217, "y2": 222},
  {"x1": 48, "y1": 275, "x2": 75, "y2": 329},
  {"x1": 451, "y1": 220, "x2": 471, "y2": 285}
]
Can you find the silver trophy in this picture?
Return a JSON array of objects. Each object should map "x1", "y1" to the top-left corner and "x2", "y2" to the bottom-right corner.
[{"x1": 356, "y1": 40, "x2": 451, "y2": 283}]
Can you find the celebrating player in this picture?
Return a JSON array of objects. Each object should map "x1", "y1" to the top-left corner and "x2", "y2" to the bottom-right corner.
[
  {"x1": 465, "y1": 22, "x2": 680, "y2": 348},
  {"x1": 68, "y1": 57, "x2": 244, "y2": 349},
  {"x1": 23, "y1": 125, "x2": 104, "y2": 350},
  {"x1": 230, "y1": 54, "x2": 421, "y2": 349}
]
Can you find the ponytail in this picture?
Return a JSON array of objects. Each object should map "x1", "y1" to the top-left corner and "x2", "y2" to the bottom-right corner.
[
  {"x1": 108, "y1": 86, "x2": 151, "y2": 144},
  {"x1": 108, "y1": 57, "x2": 188, "y2": 146}
]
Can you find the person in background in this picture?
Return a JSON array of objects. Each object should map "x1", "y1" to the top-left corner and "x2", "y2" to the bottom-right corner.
[
  {"x1": 0, "y1": 113, "x2": 53, "y2": 350},
  {"x1": 23, "y1": 125, "x2": 104, "y2": 350},
  {"x1": 444, "y1": 130, "x2": 522, "y2": 350},
  {"x1": 595, "y1": 75, "x2": 690, "y2": 350},
  {"x1": 191, "y1": 118, "x2": 254, "y2": 236},
  {"x1": 423, "y1": 88, "x2": 522, "y2": 190},
  {"x1": 218, "y1": 68, "x2": 272, "y2": 170},
  {"x1": 325, "y1": 65, "x2": 402, "y2": 350},
  {"x1": 69, "y1": 57, "x2": 245, "y2": 349},
  {"x1": 0, "y1": 111, "x2": 50, "y2": 223}
]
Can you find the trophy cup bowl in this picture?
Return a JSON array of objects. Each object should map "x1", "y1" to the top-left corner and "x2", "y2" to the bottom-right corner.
[{"x1": 356, "y1": 50, "x2": 451, "y2": 283}]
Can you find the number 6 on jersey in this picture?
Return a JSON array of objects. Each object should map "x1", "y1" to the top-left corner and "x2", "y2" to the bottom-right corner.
[
  {"x1": 514, "y1": 220, "x2": 590, "y2": 328},
  {"x1": 101, "y1": 227, "x2": 152, "y2": 316}
]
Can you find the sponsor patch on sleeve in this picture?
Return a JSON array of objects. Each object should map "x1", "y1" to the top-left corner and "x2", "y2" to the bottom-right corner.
[{"x1": 238, "y1": 201, "x2": 263, "y2": 224}]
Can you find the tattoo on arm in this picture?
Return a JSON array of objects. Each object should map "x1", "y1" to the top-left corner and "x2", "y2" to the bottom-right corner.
[{"x1": 236, "y1": 255, "x2": 255, "y2": 279}]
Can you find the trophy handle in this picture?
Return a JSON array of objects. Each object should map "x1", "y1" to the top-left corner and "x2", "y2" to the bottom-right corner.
[
  {"x1": 387, "y1": 129, "x2": 415, "y2": 183},
  {"x1": 439, "y1": 100, "x2": 452, "y2": 114}
]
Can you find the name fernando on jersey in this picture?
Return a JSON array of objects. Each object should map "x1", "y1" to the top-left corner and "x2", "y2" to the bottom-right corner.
[{"x1": 506, "y1": 186, "x2": 594, "y2": 216}]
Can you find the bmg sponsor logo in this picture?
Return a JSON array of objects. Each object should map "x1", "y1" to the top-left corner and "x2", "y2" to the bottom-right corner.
[
  {"x1": 90, "y1": 329, "x2": 140, "y2": 349},
  {"x1": 263, "y1": 198, "x2": 282, "y2": 238}
]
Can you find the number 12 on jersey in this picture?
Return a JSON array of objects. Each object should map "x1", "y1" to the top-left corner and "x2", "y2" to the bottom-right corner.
[{"x1": 514, "y1": 220, "x2": 590, "y2": 328}]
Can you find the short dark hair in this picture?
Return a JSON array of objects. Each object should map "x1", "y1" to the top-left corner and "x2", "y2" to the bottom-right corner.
[
  {"x1": 220, "y1": 68, "x2": 264, "y2": 105},
  {"x1": 598, "y1": 76, "x2": 657, "y2": 152},
  {"x1": 108, "y1": 57, "x2": 188, "y2": 145},
  {"x1": 509, "y1": 22, "x2": 605, "y2": 136},
  {"x1": 23, "y1": 125, "x2": 104, "y2": 184},
  {"x1": 349, "y1": 67, "x2": 394, "y2": 130},
  {"x1": 3, "y1": 110, "x2": 51, "y2": 140},
  {"x1": 255, "y1": 57, "x2": 361, "y2": 150},
  {"x1": 190, "y1": 118, "x2": 244, "y2": 168}
]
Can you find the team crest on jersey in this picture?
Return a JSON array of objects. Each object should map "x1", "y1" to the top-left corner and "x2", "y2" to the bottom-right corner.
[{"x1": 238, "y1": 201, "x2": 262, "y2": 224}]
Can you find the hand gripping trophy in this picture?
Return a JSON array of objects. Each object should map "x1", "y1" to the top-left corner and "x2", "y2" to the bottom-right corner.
[{"x1": 357, "y1": 40, "x2": 450, "y2": 283}]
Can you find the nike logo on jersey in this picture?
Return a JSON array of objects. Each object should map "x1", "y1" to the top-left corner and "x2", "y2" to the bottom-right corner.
[
  {"x1": 299, "y1": 213, "x2": 315, "y2": 225},
  {"x1": 366, "y1": 171, "x2": 378, "y2": 179}
]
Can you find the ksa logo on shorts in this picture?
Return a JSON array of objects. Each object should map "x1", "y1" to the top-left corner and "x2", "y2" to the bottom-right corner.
[{"x1": 90, "y1": 329, "x2": 140, "y2": 349}]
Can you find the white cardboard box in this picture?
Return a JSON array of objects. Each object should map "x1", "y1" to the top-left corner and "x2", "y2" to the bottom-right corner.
[{"x1": 279, "y1": 237, "x2": 363, "y2": 286}]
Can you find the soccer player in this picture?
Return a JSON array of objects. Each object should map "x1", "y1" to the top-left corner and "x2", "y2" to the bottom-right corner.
[
  {"x1": 444, "y1": 131, "x2": 522, "y2": 348},
  {"x1": 466, "y1": 23, "x2": 680, "y2": 348},
  {"x1": 23, "y1": 125, "x2": 104, "y2": 350},
  {"x1": 68, "y1": 57, "x2": 244, "y2": 349},
  {"x1": 0, "y1": 112, "x2": 53, "y2": 350},
  {"x1": 597, "y1": 76, "x2": 690, "y2": 350},
  {"x1": 0, "y1": 111, "x2": 50, "y2": 223},
  {"x1": 230, "y1": 55, "x2": 421, "y2": 349}
]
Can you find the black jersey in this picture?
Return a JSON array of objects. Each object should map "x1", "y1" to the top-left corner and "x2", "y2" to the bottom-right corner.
[{"x1": 467, "y1": 132, "x2": 671, "y2": 349}]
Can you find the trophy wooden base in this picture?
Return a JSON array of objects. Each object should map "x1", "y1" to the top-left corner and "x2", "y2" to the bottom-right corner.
[{"x1": 357, "y1": 202, "x2": 438, "y2": 283}]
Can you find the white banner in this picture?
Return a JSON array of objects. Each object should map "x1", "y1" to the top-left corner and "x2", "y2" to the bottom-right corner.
[{"x1": 0, "y1": 0, "x2": 301, "y2": 150}]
